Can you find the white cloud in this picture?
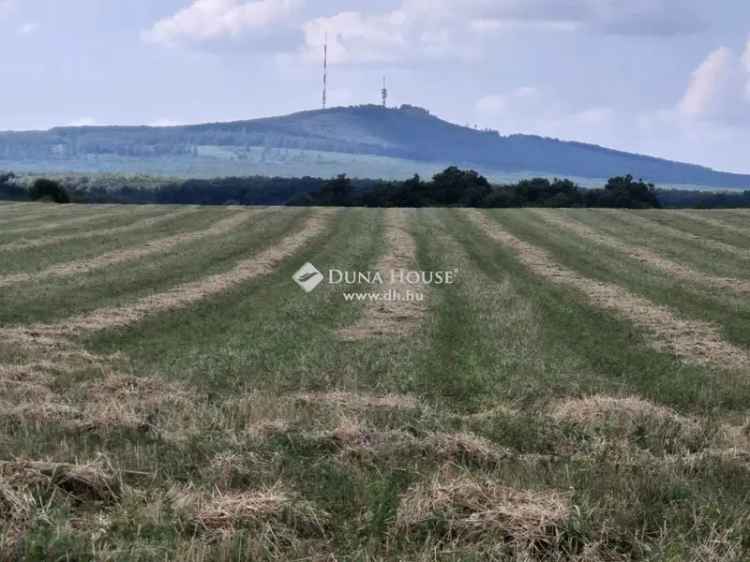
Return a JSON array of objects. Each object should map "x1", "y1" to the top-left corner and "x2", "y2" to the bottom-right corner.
[
  {"x1": 144, "y1": 0, "x2": 704, "y2": 62},
  {"x1": 472, "y1": 41, "x2": 750, "y2": 174},
  {"x1": 67, "y1": 117, "x2": 97, "y2": 127},
  {"x1": 327, "y1": 87, "x2": 354, "y2": 107},
  {"x1": 17, "y1": 22, "x2": 39, "y2": 35},
  {"x1": 403, "y1": 0, "x2": 703, "y2": 35},
  {"x1": 475, "y1": 86, "x2": 613, "y2": 143},
  {"x1": 742, "y1": 39, "x2": 750, "y2": 101},
  {"x1": 678, "y1": 47, "x2": 733, "y2": 118},
  {"x1": 144, "y1": 0, "x2": 302, "y2": 46},
  {"x1": 0, "y1": 0, "x2": 14, "y2": 19},
  {"x1": 590, "y1": 0, "x2": 705, "y2": 36},
  {"x1": 302, "y1": 11, "x2": 410, "y2": 64},
  {"x1": 300, "y1": 2, "x2": 492, "y2": 65},
  {"x1": 299, "y1": 0, "x2": 704, "y2": 66},
  {"x1": 149, "y1": 118, "x2": 182, "y2": 127},
  {"x1": 476, "y1": 87, "x2": 541, "y2": 116},
  {"x1": 678, "y1": 46, "x2": 750, "y2": 122}
]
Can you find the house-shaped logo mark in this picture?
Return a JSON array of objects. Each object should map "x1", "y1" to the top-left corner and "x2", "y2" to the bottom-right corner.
[{"x1": 293, "y1": 262, "x2": 325, "y2": 293}]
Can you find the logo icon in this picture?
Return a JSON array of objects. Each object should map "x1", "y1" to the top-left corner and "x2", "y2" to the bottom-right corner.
[{"x1": 293, "y1": 262, "x2": 325, "y2": 293}]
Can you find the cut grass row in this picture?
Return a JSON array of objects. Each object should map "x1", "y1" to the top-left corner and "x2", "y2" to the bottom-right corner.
[
  {"x1": 1, "y1": 205, "x2": 750, "y2": 561},
  {"x1": 490, "y1": 209, "x2": 750, "y2": 352},
  {"x1": 0, "y1": 204, "x2": 136, "y2": 235},
  {"x1": 0, "y1": 208, "x2": 307, "y2": 326},
  {"x1": 0, "y1": 206, "x2": 200, "y2": 253}
]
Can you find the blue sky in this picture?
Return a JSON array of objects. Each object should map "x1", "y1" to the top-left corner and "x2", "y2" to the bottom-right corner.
[{"x1": 1, "y1": 0, "x2": 749, "y2": 172}]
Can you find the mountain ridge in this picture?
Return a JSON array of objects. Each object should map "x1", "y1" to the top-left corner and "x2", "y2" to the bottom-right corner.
[{"x1": 1, "y1": 104, "x2": 748, "y2": 189}]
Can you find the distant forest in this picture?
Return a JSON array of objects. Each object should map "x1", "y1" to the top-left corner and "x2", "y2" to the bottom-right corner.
[{"x1": 2, "y1": 168, "x2": 750, "y2": 209}]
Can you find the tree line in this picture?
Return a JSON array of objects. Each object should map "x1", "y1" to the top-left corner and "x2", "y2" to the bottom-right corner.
[
  {"x1": 289, "y1": 168, "x2": 663, "y2": 208},
  {"x1": 1, "y1": 168, "x2": 749, "y2": 208}
]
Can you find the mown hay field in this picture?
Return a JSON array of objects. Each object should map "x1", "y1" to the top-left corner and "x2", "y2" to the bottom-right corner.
[{"x1": 1, "y1": 202, "x2": 750, "y2": 561}]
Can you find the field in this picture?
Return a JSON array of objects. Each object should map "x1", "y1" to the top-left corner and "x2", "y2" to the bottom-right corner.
[{"x1": 1, "y1": 202, "x2": 750, "y2": 561}]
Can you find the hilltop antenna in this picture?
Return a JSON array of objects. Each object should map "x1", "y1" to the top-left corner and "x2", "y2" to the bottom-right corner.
[
  {"x1": 381, "y1": 76, "x2": 388, "y2": 108},
  {"x1": 322, "y1": 33, "x2": 328, "y2": 110}
]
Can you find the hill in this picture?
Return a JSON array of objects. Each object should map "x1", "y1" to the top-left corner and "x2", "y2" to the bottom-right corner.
[{"x1": 1, "y1": 104, "x2": 749, "y2": 189}]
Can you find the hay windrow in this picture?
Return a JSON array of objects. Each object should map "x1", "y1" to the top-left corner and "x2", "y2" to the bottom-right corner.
[
  {"x1": 549, "y1": 395, "x2": 703, "y2": 443},
  {"x1": 293, "y1": 391, "x2": 420, "y2": 411},
  {"x1": 0, "y1": 207, "x2": 83, "y2": 228},
  {"x1": 299, "y1": 418, "x2": 510, "y2": 467},
  {"x1": 0, "y1": 207, "x2": 200, "y2": 253},
  {"x1": 77, "y1": 374, "x2": 198, "y2": 433},
  {"x1": 0, "y1": 336, "x2": 198, "y2": 435},
  {"x1": 671, "y1": 210, "x2": 750, "y2": 238},
  {"x1": 0, "y1": 203, "x2": 31, "y2": 216},
  {"x1": 604, "y1": 210, "x2": 750, "y2": 259},
  {"x1": 3, "y1": 401, "x2": 85, "y2": 427},
  {"x1": 171, "y1": 483, "x2": 328, "y2": 537},
  {"x1": 0, "y1": 478, "x2": 34, "y2": 524},
  {"x1": 395, "y1": 466, "x2": 571, "y2": 550},
  {"x1": 420, "y1": 432, "x2": 512, "y2": 467},
  {"x1": 11, "y1": 208, "x2": 335, "y2": 336},
  {"x1": 0, "y1": 456, "x2": 121, "y2": 504},
  {"x1": 227, "y1": 392, "x2": 419, "y2": 441},
  {"x1": 550, "y1": 395, "x2": 687, "y2": 425},
  {"x1": 338, "y1": 208, "x2": 427, "y2": 340},
  {"x1": 466, "y1": 210, "x2": 750, "y2": 370},
  {"x1": 529, "y1": 209, "x2": 750, "y2": 295},
  {"x1": 0, "y1": 207, "x2": 131, "y2": 236},
  {"x1": 0, "y1": 209, "x2": 260, "y2": 289}
]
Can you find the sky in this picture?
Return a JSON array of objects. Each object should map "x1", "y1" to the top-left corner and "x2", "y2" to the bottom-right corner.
[{"x1": 1, "y1": 0, "x2": 750, "y2": 173}]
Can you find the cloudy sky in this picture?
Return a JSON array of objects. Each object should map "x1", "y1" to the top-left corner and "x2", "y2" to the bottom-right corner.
[{"x1": 1, "y1": 0, "x2": 749, "y2": 172}]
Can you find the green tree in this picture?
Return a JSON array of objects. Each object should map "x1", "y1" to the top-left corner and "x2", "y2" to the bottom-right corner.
[
  {"x1": 318, "y1": 174, "x2": 353, "y2": 206},
  {"x1": 598, "y1": 175, "x2": 660, "y2": 208},
  {"x1": 431, "y1": 167, "x2": 491, "y2": 206},
  {"x1": 29, "y1": 179, "x2": 71, "y2": 203}
]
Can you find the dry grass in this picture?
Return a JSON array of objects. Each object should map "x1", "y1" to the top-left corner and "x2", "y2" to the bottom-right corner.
[
  {"x1": 0, "y1": 457, "x2": 125, "y2": 559},
  {"x1": 549, "y1": 395, "x2": 698, "y2": 432},
  {"x1": 604, "y1": 210, "x2": 750, "y2": 260},
  {"x1": 671, "y1": 210, "x2": 750, "y2": 238},
  {"x1": 549, "y1": 395, "x2": 705, "y2": 452},
  {"x1": 0, "y1": 326, "x2": 199, "y2": 438},
  {"x1": 0, "y1": 207, "x2": 200, "y2": 253},
  {"x1": 0, "y1": 207, "x2": 127, "y2": 236},
  {"x1": 14, "y1": 208, "x2": 335, "y2": 336},
  {"x1": 0, "y1": 456, "x2": 121, "y2": 504},
  {"x1": 420, "y1": 432, "x2": 512, "y2": 466},
  {"x1": 171, "y1": 483, "x2": 329, "y2": 538},
  {"x1": 293, "y1": 391, "x2": 420, "y2": 411},
  {"x1": 0, "y1": 209, "x2": 259, "y2": 289},
  {"x1": 79, "y1": 374, "x2": 198, "y2": 435},
  {"x1": 466, "y1": 210, "x2": 750, "y2": 370},
  {"x1": 395, "y1": 465, "x2": 571, "y2": 552},
  {"x1": 302, "y1": 417, "x2": 510, "y2": 468},
  {"x1": 0, "y1": 478, "x2": 34, "y2": 524},
  {"x1": 338, "y1": 209, "x2": 427, "y2": 340},
  {"x1": 530, "y1": 209, "x2": 750, "y2": 295},
  {"x1": 2, "y1": 374, "x2": 199, "y2": 438},
  {"x1": 2, "y1": 207, "x2": 749, "y2": 560}
]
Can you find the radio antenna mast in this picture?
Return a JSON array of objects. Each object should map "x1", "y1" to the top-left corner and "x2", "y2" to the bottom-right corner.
[
  {"x1": 322, "y1": 34, "x2": 328, "y2": 110},
  {"x1": 381, "y1": 76, "x2": 388, "y2": 108}
]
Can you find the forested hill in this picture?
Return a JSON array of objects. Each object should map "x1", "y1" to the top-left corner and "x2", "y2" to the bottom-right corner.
[{"x1": 1, "y1": 104, "x2": 749, "y2": 189}]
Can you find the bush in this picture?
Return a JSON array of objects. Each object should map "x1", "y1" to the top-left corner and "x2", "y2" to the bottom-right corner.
[
  {"x1": 29, "y1": 179, "x2": 70, "y2": 203},
  {"x1": 0, "y1": 172, "x2": 28, "y2": 201}
]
